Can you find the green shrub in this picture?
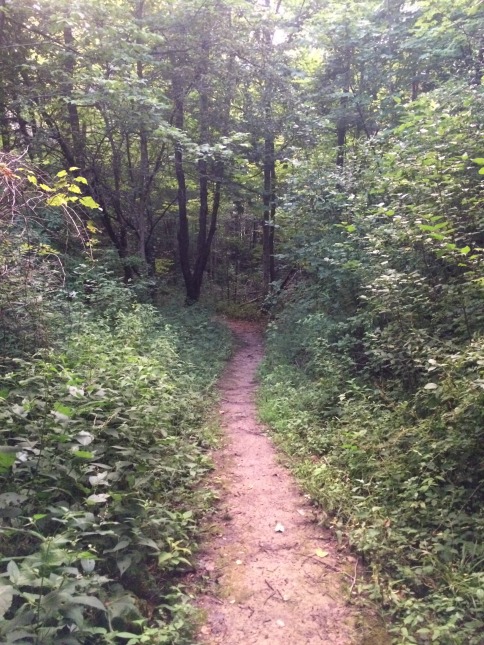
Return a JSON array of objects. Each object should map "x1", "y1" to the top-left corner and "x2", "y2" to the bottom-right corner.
[
  {"x1": 259, "y1": 304, "x2": 484, "y2": 644},
  {"x1": 0, "y1": 302, "x2": 231, "y2": 644},
  {"x1": 256, "y1": 75, "x2": 484, "y2": 644}
]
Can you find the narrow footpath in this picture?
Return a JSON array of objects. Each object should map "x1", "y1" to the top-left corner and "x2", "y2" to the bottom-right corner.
[{"x1": 197, "y1": 320, "x2": 361, "y2": 645}]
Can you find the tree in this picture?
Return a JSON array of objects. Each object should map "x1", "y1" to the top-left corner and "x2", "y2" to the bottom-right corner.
[
  {"x1": 167, "y1": 1, "x2": 229, "y2": 302},
  {"x1": 0, "y1": 0, "x2": 181, "y2": 281}
]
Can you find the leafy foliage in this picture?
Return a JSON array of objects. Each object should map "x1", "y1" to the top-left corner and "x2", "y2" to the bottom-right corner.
[
  {"x1": 0, "y1": 300, "x2": 231, "y2": 644},
  {"x1": 0, "y1": 151, "x2": 99, "y2": 357},
  {"x1": 259, "y1": 77, "x2": 484, "y2": 644}
]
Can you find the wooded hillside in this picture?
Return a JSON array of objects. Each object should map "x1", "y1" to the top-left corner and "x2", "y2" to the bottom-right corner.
[{"x1": 1, "y1": 1, "x2": 483, "y2": 643}]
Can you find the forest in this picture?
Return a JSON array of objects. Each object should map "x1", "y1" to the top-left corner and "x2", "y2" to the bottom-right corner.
[{"x1": 0, "y1": 0, "x2": 483, "y2": 643}]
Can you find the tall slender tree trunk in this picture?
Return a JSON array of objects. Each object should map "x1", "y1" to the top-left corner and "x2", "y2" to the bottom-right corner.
[
  {"x1": 262, "y1": 0, "x2": 277, "y2": 294},
  {"x1": 63, "y1": 25, "x2": 83, "y2": 164},
  {"x1": 172, "y1": 31, "x2": 226, "y2": 303},
  {"x1": 336, "y1": 118, "x2": 346, "y2": 168},
  {"x1": 135, "y1": 0, "x2": 149, "y2": 270},
  {"x1": 262, "y1": 134, "x2": 276, "y2": 291},
  {"x1": 336, "y1": 23, "x2": 351, "y2": 168},
  {"x1": 172, "y1": 75, "x2": 194, "y2": 299},
  {"x1": 0, "y1": 0, "x2": 10, "y2": 151}
]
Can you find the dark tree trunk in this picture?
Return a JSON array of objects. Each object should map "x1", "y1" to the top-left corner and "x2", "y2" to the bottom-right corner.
[
  {"x1": 336, "y1": 120, "x2": 346, "y2": 168},
  {"x1": 172, "y1": 75, "x2": 194, "y2": 300},
  {"x1": 135, "y1": 1, "x2": 149, "y2": 270},
  {"x1": 63, "y1": 26, "x2": 84, "y2": 164},
  {"x1": 0, "y1": 0, "x2": 11, "y2": 150},
  {"x1": 262, "y1": 2, "x2": 277, "y2": 294},
  {"x1": 262, "y1": 135, "x2": 276, "y2": 292},
  {"x1": 336, "y1": 26, "x2": 351, "y2": 168},
  {"x1": 172, "y1": 33, "x2": 225, "y2": 304}
]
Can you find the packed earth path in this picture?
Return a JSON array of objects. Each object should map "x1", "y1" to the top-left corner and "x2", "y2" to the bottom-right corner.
[{"x1": 196, "y1": 320, "x2": 363, "y2": 645}]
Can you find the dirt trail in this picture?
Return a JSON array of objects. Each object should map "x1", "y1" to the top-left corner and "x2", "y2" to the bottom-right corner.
[{"x1": 197, "y1": 320, "x2": 360, "y2": 645}]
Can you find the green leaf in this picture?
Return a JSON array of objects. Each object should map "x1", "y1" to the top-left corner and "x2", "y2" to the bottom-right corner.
[
  {"x1": 471, "y1": 157, "x2": 484, "y2": 165},
  {"x1": 86, "y1": 493, "x2": 110, "y2": 504},
  {"x1": 53, "y1": 402, "x2": 73, "y2": 418},
  {"x1": 56, "y1": 170, "x2": 68, "y2": 178},
  {"x1": 80, "y1": 558, "x2": 96, "y2": 573},
  {"x1": 47, "y1": 194, "x2": 67, "y2": 207},
  {"x1": 116, "y1": 555, "x2": 132, "y2": 576},
  {"x1": 74, "y1": 595, "x2": 106, "y2": 611},
  {"x1": 0, "y1": 451, "x2": 16, "y2": 474},
  {"x1": 80, "y1": 196, "x2": 100, "y2": 209},
  {"x1": 7, "y1": 561, "x2": 20, "y2": 584},
  {"x1": 0, "y1": 585, "x2": 14, "y2": 619},
  {"x1": 72, "y1": 450, "x2": 94, "y2": 459},
  {"x1": 419, "y1": 223, "x2": 449, "y2": 232},
  {"x1": 4, "y1": 628, "x2": 34, "y2": 642},
  {"x1": 137, "y1": 536, "x2": 160, "y2": 550},
  {"x1": 104, "y1": 539, "x2": 130, "y2": 554},
  {"x1": 0, "y1": 492, "x2": 27, "y2": 507}
]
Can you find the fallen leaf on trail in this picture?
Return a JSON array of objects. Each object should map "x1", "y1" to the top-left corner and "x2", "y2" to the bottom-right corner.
[
  {"x1": 200, "y1": 626, "x2": 210, "y2": 635},
  {"x1": 275, "y1": 619, "x2": 285, "y2": 627},
  {"x1": 315, "y1": 549, "x2": 329, "y2": 558},
  {"x1": 274, "y1": 522, "x2": 285, "y2": 532},
  {"x1": 297, "y1": 509, "x2": 305, "y2": 516},
  {"x1": 235, "y1": 559, "x2": 243, "y2": 565}
]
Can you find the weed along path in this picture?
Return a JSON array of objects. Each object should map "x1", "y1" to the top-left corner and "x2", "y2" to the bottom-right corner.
[{"x1": 196, "y1": 320, "x2": 359, "y2": 645}]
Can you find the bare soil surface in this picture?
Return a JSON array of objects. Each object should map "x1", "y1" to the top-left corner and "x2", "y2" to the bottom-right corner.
[{"x1": 196, "y1": 320, "x2": 363, "y2": 645}]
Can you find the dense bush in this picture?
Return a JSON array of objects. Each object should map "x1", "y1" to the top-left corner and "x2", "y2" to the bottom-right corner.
[
  {"x1": 0, "y1": 153, "x2": 90, "y2": 358},
  {"x1": 0, "y1": 301, "x2": 231, "y2": 644},
  {"x1": 260, "y1": 345, "x2": 484, "y2": 643},
  {"x1": 259, "y1": 81, "x2": 484, "y2": 644}
]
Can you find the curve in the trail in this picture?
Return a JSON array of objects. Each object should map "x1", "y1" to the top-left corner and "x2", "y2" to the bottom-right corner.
[{"x1": 197, "y1": 320, "x2": 359, "y2": 645}]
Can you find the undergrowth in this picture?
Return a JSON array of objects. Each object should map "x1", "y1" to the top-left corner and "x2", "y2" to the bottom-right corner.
[
  {"x1": 0, "y1": 299, "x2": 231, "y2": 644},
  {"x1": 258, "y1": 88, "x2": 484, "y2": 644},
  {"x1": 259, "y1": 309, "x2": 484, "y2": 645}
]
